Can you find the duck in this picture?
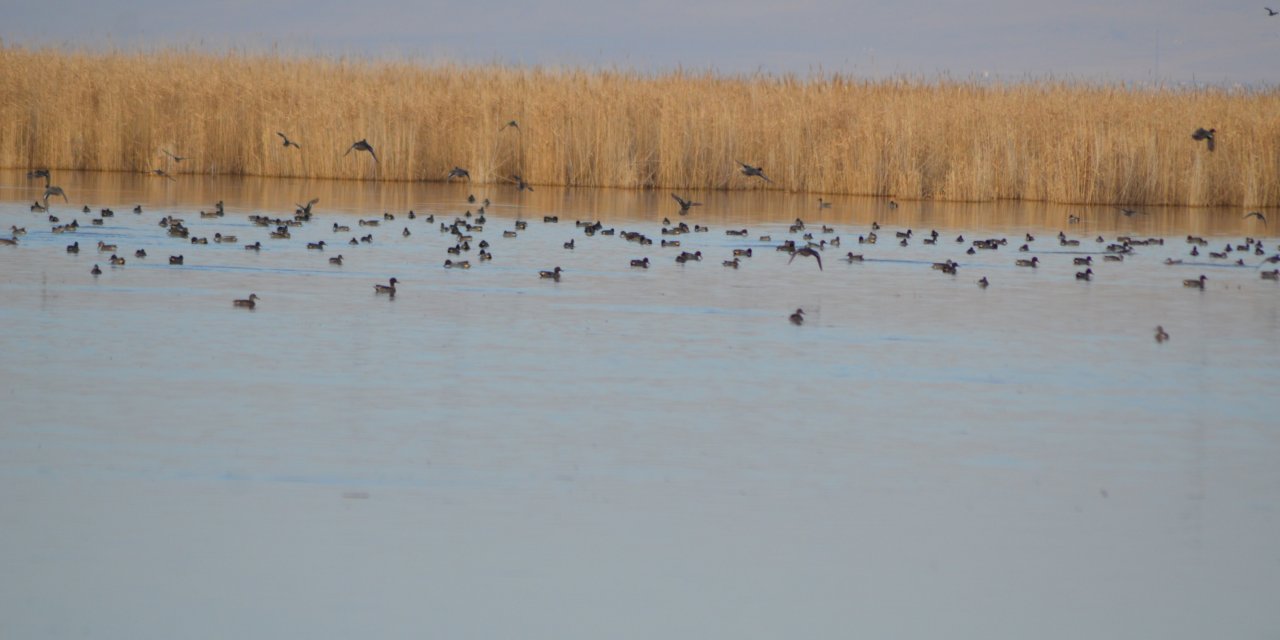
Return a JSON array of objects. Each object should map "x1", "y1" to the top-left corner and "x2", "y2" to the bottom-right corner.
[
  {"x1": 733, "y1": 248, "x2": 753, "y2": 257},
  {"x1": 977, "y1": 276, "x2": 989, "y2": 288},
  {"x1": 245, "y1": 242, "x2": 262, "y2": 251},
  {"x1": 307, "y1": 241, "x2": 326, "y2": 250},
  {"x1": 66, "y1": 241, "x2": 79, "y2": 253},
  {"x1": 1104, "y1": 255, "x2": 1124, "y2": 262},
  {"x1": 133, "y1": 205, "x2": 143, "y2": 214},
  {"x1": 1155, "y1": 326, "x2": 1170, "y2": 343},
  {"x1": 1016, "y1": 257, "x2": 1039, "y2": 268},
  {"x1": 630, "y1": 258, "x2": 651, "y2": 268},
  {"x1": 722, "y1": 258, "x2": 740, "y2": 268},
  {"x1": 444, "y1": 260, "x2": 471, "y2": 269},
  {"x1": 1183, "y1": 275, "x2": 1207, "y2": 289},
  {"x1": 333, "y1": 223, "x2": 351, "y2": 233},
  {"x1": 1261, "y1": 270, "x2": 1279, "y2": 281},
  {"x1": 374, "y1": 277, "x2": 399, "y2": 295},
  {"x1": 233, "y1": 293, "x2": 260, "y2": 309},
  {"x1": 503, "y1": 230, "x2": 518, "y2": 238},
  {"x1": 564, "y1": 239, "x2": 575, "y2": 250},
  {"x1": 169, "y1": 255, "x2": 184, "y2": 265},
  {"x1": 91, "y1": 264, "x2": 102, "y2": 276},
  {"x1": 329, "y1": 255, "x2": 344, "y2": 265},
  {"x1": 844, "y1": 253, "x2": 863, "y2": 263},
  {"x1": 789, "y1": 308, "x2": 805, "y2": 325},
  {"x1": 214, "y1": 233, "x2": 238, "y2": 243},
  {"x1": 788, "y1": 247, "x2": 823, "y2": 270},
  {"x1": 539, "y1": 267, "x2": 563, "y2": 281},
  {"x1": 1075, "y1": 268, "x2": 1093, "y2": 281},
  {"x1": 402, "y1": 227, "x2": 411, "y2": 237},
  {"x1": 97, "y1": 241, "x2": 117, "y2": 252},
  {"x1": 109, "y1": 254, "x2": 126, "y2": 266},
  {"x1": 1073, "y1": 256, "x2": 1093, "y2": 266}
]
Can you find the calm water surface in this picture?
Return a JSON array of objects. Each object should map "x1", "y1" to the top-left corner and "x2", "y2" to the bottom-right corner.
[{"x1": 1, "y1": 171, "x2": 1278, "y2": 639}]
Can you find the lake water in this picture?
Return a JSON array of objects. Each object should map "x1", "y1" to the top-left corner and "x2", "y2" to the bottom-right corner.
[{"x1": 1, "y1": 171, "x2": 1278, "y2": 639}]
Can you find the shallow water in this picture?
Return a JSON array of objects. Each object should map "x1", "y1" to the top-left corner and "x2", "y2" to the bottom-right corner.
[{"x1": 1, "y1": 171, "x2": 1278, "y2": 639}]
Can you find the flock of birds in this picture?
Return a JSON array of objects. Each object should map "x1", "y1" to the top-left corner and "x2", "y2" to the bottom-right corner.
[{"x1": 5, "y1": 120, "x2": 1276, "y2": 338}]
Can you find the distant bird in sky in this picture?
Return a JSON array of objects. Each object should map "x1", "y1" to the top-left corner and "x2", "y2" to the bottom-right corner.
[
  {"x1": 42, "y1": 185, "x2": 68, "y2": 203},
  {"x1": 1244, "y1": 211, "x2": 1267, "y2": 225},
  {"x1": 277, "y1": 132, "x2": 300, "y2": 148},
  {"x1": 447, "y1": 166, "x2": 471, "y2": 181},
  {"x1": 345, "y1": 139, "x2": 378, "y2": 162},
  {"x1": 162, "y1": 149, "x2": 188, "y2": 163},
  {"x1": 737, "y1": 161, "x2": 772, "y2": 183},
  {"x1": 671, "y1": 193, "x2": 702, "y2": 214},
  {"x1": 501, "y1": 120, "x2": 520, "y2": 132},
  {"x1": 1192, "y1": 127, "x2": 1216, "y2": 152},
  {"x1": 1267, "y1": 7, "x2": 1279, "y2": 15},
  {"x1": 788, "y1": 246, "x2": 823, "y2": 270}
]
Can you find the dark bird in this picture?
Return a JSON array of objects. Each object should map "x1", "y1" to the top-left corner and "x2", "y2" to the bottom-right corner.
[
  {"x1": 91, "y1": 264, "x2": 102, "y2": 276},
  {"x1": 1117, "y1": 207, "x2": 1144, "y2": 217},
  {"x1": 149, "y1": 168, "x2": 177, "y2": 180},
  {"x1": 788, "y1": 246, "x2": 823, "y2": 271},
  {"x1": 737, "y1": 161, "x2": 772, "y2": 183},
  {"x1": 1244, "y1": 211, "x2": 1267, "y2": 226},
  {"x1": 1267, "y1": 7, "x2": 1278, "y2": 15},
  {"x1": 509, "y1": 175, "x2": 533, "y2": 192},
  {"x1": 42, "y1": 185, "x2": 68, "y2": 203},
  {"x1": 501, "y1": 120, "x2": 520, "y2": 132},
  {"x1": 233, "y1": 293, "x2": 260, "y2": 309},
  {"x1": 1192, "y1": 127, "x2": 1215, "y2": 152},
  {"x1": 162, "y1": 149, "x2": 188, "y2": 163},
  {"x1": 296, "y1": 198, "x2": 320, "y2": 215},
  {"x1": 671, "y1": 193, "x2": 702, "y2": 214},
  {"x1": 539, "y1": 266, "x2": 563, "y2": 281},
  {"x1": 345, "y1": 139, "x2": 379, "y2": 162},
  {"x1": 1155, "y1": 326, "x2": 1170, "y2": 343},
  {"x1": 789, "y1": 309, "x2": 805, "y2": 325},
  {"x1": 447, "y1": 166, "x2": 471, "y2": 181},
  {"x1": 374, "y1": 277, "x2": 399, "y2": 295},
  {"x1": 977, "y1": 276, "x2": 989, "y2": 288},
  {"x1": 27, "y1": 169, "x2": 51, "y2": 187},
  {"x1": 277, "y1": 132, "x2": 300, "y2": 148},
  {"x1": 1183, "y1": 274, "x2": 1207, "y2": 289}
]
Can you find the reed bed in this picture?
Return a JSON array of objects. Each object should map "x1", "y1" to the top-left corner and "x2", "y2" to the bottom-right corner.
[{"x1": 2, "y1": 46, "x2": 1278, "y2": 206}]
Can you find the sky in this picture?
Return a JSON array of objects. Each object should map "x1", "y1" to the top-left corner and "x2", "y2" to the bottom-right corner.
[{"x1": 4, "y1": 0, "x2": 1279, "y2": 85}]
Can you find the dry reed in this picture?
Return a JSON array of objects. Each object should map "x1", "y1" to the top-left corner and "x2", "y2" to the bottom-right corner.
[{"x1": 2, "y1": 46, "x2": 1278, "y2": 206}]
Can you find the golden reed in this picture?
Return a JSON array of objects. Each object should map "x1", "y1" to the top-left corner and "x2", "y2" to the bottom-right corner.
[{"x1": 2, "y1": 46, "x2": 1277, "y2": 206}]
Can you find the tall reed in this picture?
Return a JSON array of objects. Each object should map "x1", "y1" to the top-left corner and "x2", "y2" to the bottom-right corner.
[{"x1": 2, "y1": 46, "x2": 1277, "y2": 206}]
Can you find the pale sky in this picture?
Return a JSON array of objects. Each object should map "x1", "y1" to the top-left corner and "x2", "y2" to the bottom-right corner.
[{"x1": 4, "y1": 0, "x2": 1279, "y2": 85}]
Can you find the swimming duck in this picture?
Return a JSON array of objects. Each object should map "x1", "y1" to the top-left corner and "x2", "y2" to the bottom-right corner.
[
  {"x1": 1155, "y1": 326, "x2": 1170, "y2": 343},
  {"x1": 333, "y1": 223, "x2": 351, "y2": 232},
  {"x1": 977, "y1": 276, "x2": 989, "y2": 288},
  {"x1": 97, "y1": 241, "x2": 117, "y2": 252},
  {"x1": 1073, "y1": 256, "x2": 1093, "y2": 266},
  {"x1": 91, "y1": 264, "x2": 101, "y2": 275},
  {"x1": 214, "y1": 233, "x2": 237, "y2": 243},
  {"x1": 844, "y1": 253, "x2": 863, "y2": 263},
  {"x1": 66, "y1": 241, "x2": 79, "y2": 253},
  {"x1": 329, "y1": 255, "x2": 343, "y2": 265},
  {"x1": 233, "y1": 293, "x2": 260, "y2": 309},
  {"x1": 0, "y1": 237, "x2": 19, "y2": 246},
  {"x1": 722, "y1": 258, "x2": 740, "y2": 268},
  {"x1": 307, "y1": 241, "x2": 326, "y2": 250},
  {"x1": 539, "y1": 267, "x2": 563, "y2": 281},
  {"x1": 789, "y1": 308, "x2": 805, "y2": 325},
  {"x1": 109, "y1": 254, "x2": 126, "y2": 266},
  {"x1": 1016, "y1": 257, "x2": 1039, "y2": 268},
  {"x1": 245, "y1": 242, "x2": 262, "y2": 251},
  {"x1": 169, "y1": 255, "x2": 184, "y2": 265},
  {"x1": 733, "y1": 248, "x2": 753, "y2": 257},
  {"x1": 374, "y1": 277, "x2": 399, "y2": 295},
  {"x1": 1075, "y1": 268, "x2": 1093, "y2": 281},
  {"x1": 1260, "y1": 269, "x2": 1279, "y2": 280},
  {"x1": 630, "y1": 258, "x2": 651, "y2": 268},
  {"x1": 564, "y1": 239, "x2": 575, "y2": 250},
  {"x1": 402, "y1": 227, "x2": 411, "y2": 237},
  {"x1": 1183, "y1": 275, "x2": 1207, "y2": 289}
]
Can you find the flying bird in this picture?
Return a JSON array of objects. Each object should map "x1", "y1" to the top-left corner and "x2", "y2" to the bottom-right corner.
[
  {"x1": 162, "y1": 149, "x2": 188, "y2": 163},
  {"x1": 447, "y1": 166, "x2": 471, "y2": 181},
  {"x1": 1243, "y1": 211, "x2": 1267, "y2": 226},
  {"x1": 149, "y1": 168, "x2": 177, "y2": 181},
  {"x1": 500, "y1": 120, "x2": 520, "y2": 132},
  {"x1": 1192, "y1": 127, "x2": 1215, "y2": 152},
  {"x1": 788, "y1": 246, "x2": 823, "y2": 270},
  {"x1": 737, "y1": 161, "x2": 772, "y2": 183},
  {"x1": 296, "y1": 198, "x2": 320, "y2": 215},
  {"x1": 1117, "y1": 207, "x2": 1145, "y2": 217},
  {"x1": 27, "y1": 169, "x2": 51, "y2": 187},
  {"x1": 345, "y1": 139, "x2": 378, "y2": 162},
  {"x1": 509, "y1": 175, "x2": 533, "y2": 192},
  {"x1": 277, "y1": 132, "x2": 300, "y2": 148},
  {"x1": 42, "y1": 185, "x2": 68, "y2": 203},
  {"x1": 1267, "y1": 7, "x2": 1279, "y2": 15},
  {"x1": 671, "y1": 193, "x2": 702, "y2": 214}
]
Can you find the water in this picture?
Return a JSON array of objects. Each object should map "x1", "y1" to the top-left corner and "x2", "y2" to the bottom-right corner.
[{"x1": 1, "y1": 171, "x2": 1278, "y2": 639}]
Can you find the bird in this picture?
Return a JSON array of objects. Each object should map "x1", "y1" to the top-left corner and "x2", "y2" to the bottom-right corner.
[
  {"x1": 1192, "y1": 127, "x2": 1216, "y2": 152},
  {"x1": 345, "y1": 139, "x2": 378, "y2": 162},
  {"x1": 818, "y1": 198, "x2": 832, "y2": 209},
  {"x1": 510, "y1": 175, "x2": 533, "y2": 192},
  {"x1": 27, "y1": 169, "x2": 51, "y2": 186},
  {"x1": 788, "y1": 247, "x2": 823, "y2": 270},
  {"x1": 1075, "y1": 268, "x2": 1093, "y2": 281},
  {"x1": 233, "y1": 293, "x2": 260, "y2": 309},
  {"x1": 277, "y1": 132, "x2": 300, "y2": 148},
  {"x1": 500, "y1": 120, "x2": 520, "y2": 132},
  {"x1": 671, "y1": 193, "x2": 702, "y2": 214},
  {"x1": 737, "y1": 162, "x2": 772, "y2": 183},
  {"x1": 539, "y1": 266, "x2": 562, "y2": 281},
  {"x1": 0, "y1": 237, "x2": 18, "y2": 246},
  {"x1": 1016, "y1": 257, "x2": 1040, "y2": 267},
  {"x1": 1117, "y1": 207, "x2": 1144, "y2": 217},
  {"x1": 977, "y1": 276, "x2": 989, "y2": 288},
  {"x1": 630, "y1": 258, "x2": 650, "y2": 268},
  {"x1": 296, "y1": 198, "x2": 319, "y2": 215},
  {"x1": 1155, "y1": 326, "x2": 1170, "y2": 343},
  {"x1": 42, "y1": 185, "x2": 68, "y2": 203},
  {"x1": 1244, "y1": 211, "x2": 1267, "y2": 226},
  {"x1": 1183, "y1": 275, "x2": 1207, "y2": 289},
  {"x1": 374, "y1": 277, "x2": 399, "y2": 295},
  {"x1": 447, "y1": 166, "x2": 471, "y2": 181},
  {"x1": 1268, "y1": 7, "x2": 1278, "y2": 15},
  {"x1": 149, "y1": 168, "x2": 177, "y2": 180},
  {"x1": 329, "y1": 255, "x2": 343, "y2": 265},
  {"x1": 91, "y1": 264, "x2": 102, "y2": 276},
  {"x1": 789, "y1": 308, "x2": 805, "y2": 325},
  {"x1": 161, "y1": 149, "x2": 188, "y2": 163}
]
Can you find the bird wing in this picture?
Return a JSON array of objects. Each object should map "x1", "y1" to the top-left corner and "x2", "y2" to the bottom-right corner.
[
  {"x1": 1207, "y1": 137, "x2": 1215, "y2": 152},
  {"x1": 344, "y1": 144, "x2": 355, "y2": 156},
  {"x1": 813, "y1": 251, "x2": 823, "y2": 270},
  {"x1": 787, "y1": 251, "x2": 798, "y2": 265},
  {"x1": 671, "y1": 193, "x2": 687, "y2": 207},
  {"x1": 368, "y1": 146, "x2": 379, "y2": 162}
]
